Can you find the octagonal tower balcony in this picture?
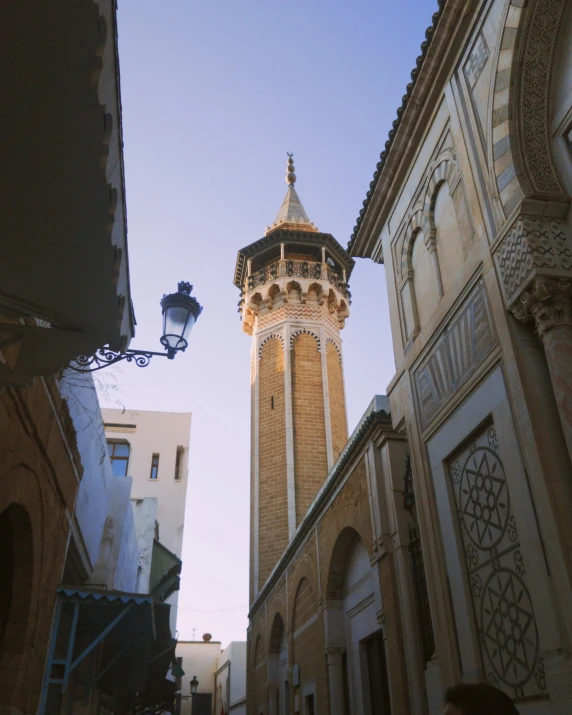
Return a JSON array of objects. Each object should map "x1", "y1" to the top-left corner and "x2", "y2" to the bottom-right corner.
[
  {"x1": 235, "y1": 231, "x2": 353, "y2": 335},
  {"x1": 234, "y1": 156, "x2": 355, "y2": 336}
]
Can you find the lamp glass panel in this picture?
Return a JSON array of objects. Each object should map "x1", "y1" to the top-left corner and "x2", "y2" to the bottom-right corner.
[{"x1": 162, "y1": 305, "x2": 194, "y2": 349}]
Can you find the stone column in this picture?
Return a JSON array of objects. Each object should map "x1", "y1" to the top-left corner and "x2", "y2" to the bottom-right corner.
[
  {"x1": 325, "y1": 646, "x2": 345, "y2": 715},
  {"x1": 513, "y1": 277, "x2": 572, "y2": 461},
  {"x1": 267, "y1": 686, "x2": 278, "y2": 715}
]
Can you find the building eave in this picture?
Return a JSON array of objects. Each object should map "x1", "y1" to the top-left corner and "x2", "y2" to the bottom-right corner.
[
  {"x1": 348, "y1": 0, "x2": 479, "y2": 258},
  {"x1": 0, "y1": 0, "x2": 135, "y2": 385}
]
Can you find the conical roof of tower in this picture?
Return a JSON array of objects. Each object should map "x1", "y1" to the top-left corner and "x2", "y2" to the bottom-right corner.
[{"x1": 266, "y1": 154, "x2": 318, "y2": 234}]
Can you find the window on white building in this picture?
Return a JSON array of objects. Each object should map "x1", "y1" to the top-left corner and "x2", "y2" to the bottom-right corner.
[
  {"x1": 107, "y1": 441, "x2": 130, "y2": 477},
  {"x1": 150, "y1": 453, "x2": 160, "y2": 480},
  {"x1": 174, "y1": 446, "x2": 184, "y2": 481}
]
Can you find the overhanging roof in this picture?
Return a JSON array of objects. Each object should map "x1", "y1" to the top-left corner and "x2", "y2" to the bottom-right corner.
[
  {"x1": 40, "y1": 587, "x2": 177, "y2": 715},
  {"x1": 0, "y1": 0, "x2": 135, "y2": 383},
  {"x1": 150, "y1": 539, "x2": 182, "y2": 603}
]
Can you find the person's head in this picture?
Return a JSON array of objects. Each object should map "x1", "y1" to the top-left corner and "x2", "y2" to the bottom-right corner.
[{"x1": 444, "y1": 683, "x2": 520, "y2": 715}]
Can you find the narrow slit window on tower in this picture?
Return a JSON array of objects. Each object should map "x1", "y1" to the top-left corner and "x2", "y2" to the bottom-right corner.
[
  {"x1": 174, "y1": 446, "x2": 184, "y2": 481},
  {"x1": 271, "y1": 396, "x2": 275, "y2": 410},
  {"x1": 150, "y1": 453, "x2": 160, "y2": 480}
]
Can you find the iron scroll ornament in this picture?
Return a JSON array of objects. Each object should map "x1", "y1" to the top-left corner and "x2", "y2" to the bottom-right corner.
[{"x1": 69, "y1": 347, "x2": 175, "y2": 372}]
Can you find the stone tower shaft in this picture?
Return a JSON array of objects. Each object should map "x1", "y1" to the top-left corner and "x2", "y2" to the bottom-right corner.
[{"x1": 234, "y1": 167, "x2": 355, "y2": 600}]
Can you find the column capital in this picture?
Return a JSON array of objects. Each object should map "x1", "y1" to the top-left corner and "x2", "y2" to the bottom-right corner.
[
  {"x1": 493, "y1": 213, "x2": 572, "y2": 313},
  {"x1": 512, "y1": 276, "x2": 572, "y2": 338},
  {"x1": 325, "y1": 645, "x2": 345, "y2": 664}
]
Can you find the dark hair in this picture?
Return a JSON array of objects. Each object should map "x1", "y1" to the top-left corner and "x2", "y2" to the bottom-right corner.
[{"x1": 445, "y1": 683, "x2": 520, "y2": 715}]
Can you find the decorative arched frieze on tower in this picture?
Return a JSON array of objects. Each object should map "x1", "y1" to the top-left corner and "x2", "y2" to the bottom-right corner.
[{"x1": 235, "y1": 155, "x2": 354, "y2": 599}]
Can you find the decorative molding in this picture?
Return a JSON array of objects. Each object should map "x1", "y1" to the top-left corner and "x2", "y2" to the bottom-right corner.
[
  {"x1": 398, "y1": 153, "x2": 458, "y2": 281},
  {"x1": 494, "y1": 216, "x2": 572, "y2": 306},
  {"x1": 491, "y1": 1, "x2": 525, "y2": 216},
  {"x1": 414, "y1": 283, "x2": 496, "y2": 428},
  {"x1": 403, "y1": 452, "x2": 415, "y2": 511},
  {"x1": 398, "y1": 209, "x2": 425, "y2": 280},
  {"x1": 325, "y1": 337, "x2": 342, "y2": 365},
  {"x1": 256, "y1": 304, "x2": 344, "y2": 332},
  {"x1": 422, "y1": 154, "x2": 459, "y2": 227},
  {"x1": 512, "y1": 0, "x2": 568, "y2": 200},
  {"x1": 511, "y1": 276, "x2": 572, "y2": 338},
  {"x1": 290, "y1": 329, "x2": 321, "y2": 352},
  {"x1": 258, "y1": 332, "x2": 285, "y2": 359}
]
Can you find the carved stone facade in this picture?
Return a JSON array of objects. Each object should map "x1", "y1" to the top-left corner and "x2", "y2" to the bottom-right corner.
[
  {"x1": 246, "y1": 402, "x2": 431, "y2": 715},
  {"x1": 349, "y1": 0, "x2": 572, "y2": 712}
]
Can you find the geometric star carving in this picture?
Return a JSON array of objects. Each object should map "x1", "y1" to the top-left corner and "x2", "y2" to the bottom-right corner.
[
  {"x1": 461, "y1": 448, "x2": 509, "y2": 549},
  {"x1": 482, "y1": 569, "x2": 537, "y2": 686}
]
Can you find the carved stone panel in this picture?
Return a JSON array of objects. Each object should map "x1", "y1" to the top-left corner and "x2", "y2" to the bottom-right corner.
[
  {"x1": 447, "y1": 425, "x2": 546, "y2": 699},
  {"x1": 414, "y1": 284, "x2": 496, "y2": 428},
  {"x1": 512, "y1": 0, "x2": 568, "y2": 200},
  {"x1": 494, "y1": 216, "x2": 572, "y2": 306}
]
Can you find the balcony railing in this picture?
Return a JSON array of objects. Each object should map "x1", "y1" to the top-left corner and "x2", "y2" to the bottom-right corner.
[{"x1": 247, "y1": 259, "x2": 350, "y2": 299}]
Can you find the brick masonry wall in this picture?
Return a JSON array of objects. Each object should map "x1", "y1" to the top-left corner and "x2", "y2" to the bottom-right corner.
[
  {"x1": 247, "y1": 449, "x2": 413, "y2": 715},
  {"x1": 251, "y1": 632, "x2": 267, "y2": 715},
  {"x1": 326, "y1": 342, "x2": 348, "y2": 461},
  {"x1": 291, "y1": 577, "x2": 328, "y2": 712},
  {"x1": 0, "y1": 379, "x2": 80, "y2": 715},
  {"x1": 318, "y1": 457, "x2": 373, "y2": 598},
  {"x1": 291, "y1": 334, "x2": 328, "y2": 526},
  {"x1": 258, "y1": 338, "x2": 289, "y2": 590}
]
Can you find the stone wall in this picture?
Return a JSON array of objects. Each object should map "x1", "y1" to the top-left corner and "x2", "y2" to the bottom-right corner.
[{"x1": 0, "y1": 378, "x2": 81, "y2": 715}]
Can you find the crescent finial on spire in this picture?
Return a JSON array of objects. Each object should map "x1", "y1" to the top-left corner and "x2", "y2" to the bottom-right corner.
[{"x1": 286, "y1": 152, "x2": 296, "y2": 185}]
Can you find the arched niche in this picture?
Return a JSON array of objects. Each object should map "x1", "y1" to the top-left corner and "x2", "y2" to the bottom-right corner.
[
  {"x1": 286, "y1": 281, "x2": 303, "y2": 304},
  {"x1": 0, "y1": 504, "x2": 34, "y2": 705},
  {"x1": 268, "y1": 613, "x2": 289, "y2": 715},
  {"x1": 433, "y1": 180, "x2": 466, "y2": 294},
  {"x1": 305, "y1": 282, "x2": 323, "y2": 306},
  {"x1": 411, "y1": 228, "x2": 439, "y2": 333}
]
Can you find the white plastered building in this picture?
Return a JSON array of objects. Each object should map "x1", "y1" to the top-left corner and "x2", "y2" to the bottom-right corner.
[{"x1": 102, "y1": 408, "x2": 192, "y2": 633}]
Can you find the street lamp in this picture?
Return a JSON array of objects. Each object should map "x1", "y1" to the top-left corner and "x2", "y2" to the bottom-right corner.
[
  {"x1": 190, "y1": 676, "x2": 199, "y2": 695},
  {"x1": 70, "y1": 281, "x2": 203, "y2": 371}
]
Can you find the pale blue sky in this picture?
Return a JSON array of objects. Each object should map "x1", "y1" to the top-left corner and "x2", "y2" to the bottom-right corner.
[{"x1": 107, "y1": 0, "x2": 438, "y2": 646}]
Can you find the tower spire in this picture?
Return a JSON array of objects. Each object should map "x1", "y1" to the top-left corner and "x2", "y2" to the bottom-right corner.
[{"x1": 266, "y1": 153, "x2": 318, "y2": 234}]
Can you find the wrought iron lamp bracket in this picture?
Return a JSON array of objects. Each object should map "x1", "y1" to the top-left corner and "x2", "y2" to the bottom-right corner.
[{"x1": 69, "y1": 346, "x2": 178, "y2": 372}]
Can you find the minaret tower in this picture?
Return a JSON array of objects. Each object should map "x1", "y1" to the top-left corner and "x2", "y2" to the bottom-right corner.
[{"x1": 234, "y1": 155, "x2": 354, "y2": 600}]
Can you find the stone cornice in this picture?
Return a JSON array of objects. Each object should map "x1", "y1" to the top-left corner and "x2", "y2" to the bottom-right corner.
[
  {"x1": 349, "y1": 0, "x2": 480, "y2": 258},
  {"x1": 248, "y1": 396, "x2": 392, "y2": 620}
]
